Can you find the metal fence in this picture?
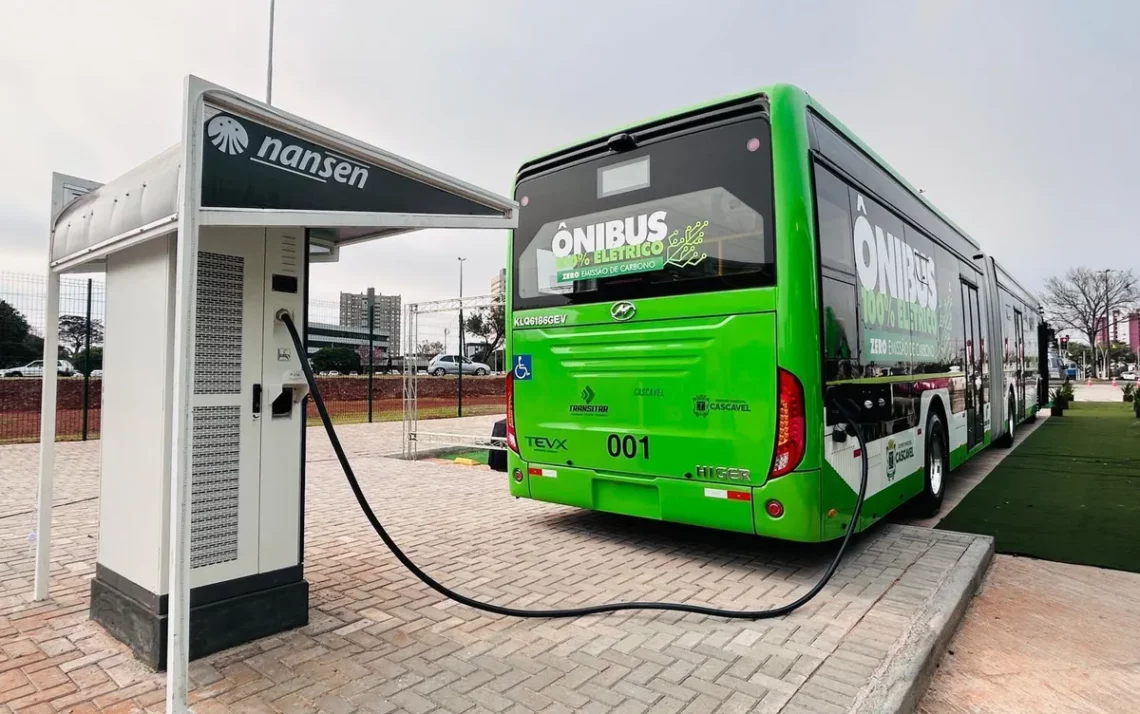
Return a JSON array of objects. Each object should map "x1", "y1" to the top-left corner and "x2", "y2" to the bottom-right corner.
[
  {"x1": 0, "y1": 273, "x2": 503, "y2": 444},
  {"x1": 0, "y1": 272, "x2": 105, "y2": 444}
]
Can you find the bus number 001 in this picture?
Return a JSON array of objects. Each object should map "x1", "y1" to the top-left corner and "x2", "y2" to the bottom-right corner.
[{"x1": 607, "y1": 434, "x2": 650, "y2": 459}]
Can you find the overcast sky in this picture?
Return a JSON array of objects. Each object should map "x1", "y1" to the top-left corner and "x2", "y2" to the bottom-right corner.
[{"x1": 1, "y1": 0, "x2": 1137, "y2": 307}]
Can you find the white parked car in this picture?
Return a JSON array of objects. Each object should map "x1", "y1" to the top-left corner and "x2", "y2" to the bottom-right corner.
[
  {"x1": 427, "y1": 354, "x2": 491, "y2": 377},
  {"x1": 1121, "y1": 370, "x2": 1138, "y2": 381},
  {"x1": 0, "y1": 359, "x2": 75, "y2": 378}
]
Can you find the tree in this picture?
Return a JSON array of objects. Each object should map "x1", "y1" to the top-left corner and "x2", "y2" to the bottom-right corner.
[
  {"x1": 1108, "y1": 341, "x2": 1137, "y2": 367},
  {"x1": 417, "y1": 340, "x2": 444, "y2": 356},
  {"x1": 309, "y1": 347, "x2": 360, "y2": 374},
  {"x1": 73, "y1": 346, "x2": 104, "y2": 375},
  {"x1": 1043, "y1": 268, "x2": 1138, "y2": 377},
  {"x1": 464, "y1": 296, "x2": 506, "y2": 364},
  {"x1": 0, "y1": 299, "x2": 44, "y2": 368},
  {"x1": 58, "y1": 314, "x2": 105, "y2": 359}
]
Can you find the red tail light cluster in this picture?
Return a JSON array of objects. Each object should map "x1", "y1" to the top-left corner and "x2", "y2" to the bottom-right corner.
[
  {"x1": 768, "y1": 368, "x2": 805, "y2": 479},
  {"x1": 505, "y1": 372, "x2": 519, "y2": 454}
]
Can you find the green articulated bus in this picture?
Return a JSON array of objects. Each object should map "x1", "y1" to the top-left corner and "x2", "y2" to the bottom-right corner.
[{"x1": 502, "y1": 84, "x2": 1043, "y2": 542}]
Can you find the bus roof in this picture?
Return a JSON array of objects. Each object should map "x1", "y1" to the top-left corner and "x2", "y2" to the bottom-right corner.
[
  {"x1": 519, "y1": 84, "x2": 984, "y2": 254},
  {"x1": 993, "y1": 258, "x2": 1042, "y2": 309}
]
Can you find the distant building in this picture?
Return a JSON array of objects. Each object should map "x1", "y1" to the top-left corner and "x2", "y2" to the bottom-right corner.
[
  {"x1": 490, "y1": 268, "x2": 506, "y2": 297},
  {"x1": 1096, "y1": 310, "x2": 1139, "y2": 352},
  {"x1": 339, "y1": 291, "x2": 401, "y2": 353},
  {"x1": 306, "y1": 322, "x2": 390, "y2": 365}
]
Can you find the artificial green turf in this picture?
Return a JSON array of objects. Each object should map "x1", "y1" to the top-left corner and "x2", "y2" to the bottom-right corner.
[
  {"x1": 450, "y1": 449, "x2": 490, "y2": 465},
  {"x1": 937, "y1": 401, "x2": 1140, "y2": 573}
]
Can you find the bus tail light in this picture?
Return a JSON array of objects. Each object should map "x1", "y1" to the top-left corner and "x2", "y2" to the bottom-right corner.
[
  {"x1": 769, "y1": 368, "x2": 805, "y2": 479},
  {"x1": 505, "y1": 371, "x2": 519, "y2": 454}
]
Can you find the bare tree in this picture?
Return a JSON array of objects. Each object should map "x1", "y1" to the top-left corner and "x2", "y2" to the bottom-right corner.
[
  {"x1": 464, "y1": 295, "x2": 505, "y2": 365},
  {"x1": 1043, "y1": 268, "x2": 1139, "y2": 376},
  {"x1": 58, "y1": 314, "x2": 105, "y2": 359}
]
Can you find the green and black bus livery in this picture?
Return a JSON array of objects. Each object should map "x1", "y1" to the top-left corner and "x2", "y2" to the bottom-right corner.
[{"x1": 503, "y1": 84, "x2": 1041, "y2": 542}]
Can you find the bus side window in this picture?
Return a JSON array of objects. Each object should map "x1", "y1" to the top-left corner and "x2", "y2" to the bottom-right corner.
[
  {"x1": 813, "y1": 164, "x2": 856, "y2": 276},
  {"x1": 822, "y1": 276, "x2": 861, "y2": 428}
]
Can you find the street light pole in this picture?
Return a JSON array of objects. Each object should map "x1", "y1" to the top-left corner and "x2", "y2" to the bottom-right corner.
[
  {"x1": 458, "y1": 257, "x2": 466, "y2": 418},
  {"x1": 367, "y1": 288, "x2": 375, "y2": 423},
  {"x1": 1104, "y1": 269, "x2": 1111, "y2": 379},
  {"x1": 266, "y1": 0, "x2": 276, "y2": 105}
]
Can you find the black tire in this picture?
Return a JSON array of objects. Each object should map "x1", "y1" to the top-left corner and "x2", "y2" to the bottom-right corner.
[
  {"x1": 915, "y1": 411, "x2": 948, "y2": 518},
  {"x1": 432, "y1": 368, "x2": 446, "y2": 377},
  {"x1": 476, "y1": 368, "x2": 488, "y2": 376},
  {"x1": 9, "y1": 372, "x2": 21, "y2": 378},
  {"x1": 488, "y1": 419, "x2": 508, "y2": 472},
  {"x1": 998, "y1": 392, "x2": 1016, "y2": 447}
]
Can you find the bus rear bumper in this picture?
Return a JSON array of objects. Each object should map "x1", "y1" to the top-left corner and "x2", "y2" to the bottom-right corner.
[{"x1": 509, "y1": 457, "x2": 826, "y2": 542}]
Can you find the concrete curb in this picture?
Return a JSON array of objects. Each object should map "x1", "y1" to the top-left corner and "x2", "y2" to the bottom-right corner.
[{"x1": 852, "y1": 529, "x2": 995, "y2": 714}]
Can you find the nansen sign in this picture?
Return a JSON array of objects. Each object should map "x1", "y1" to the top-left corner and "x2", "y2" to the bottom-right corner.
[{"x1": 200, "y1": 107, "x2": 502, "y2": 216}]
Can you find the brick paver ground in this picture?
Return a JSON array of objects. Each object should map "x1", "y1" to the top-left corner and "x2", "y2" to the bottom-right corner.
[{"x1": 1, "y1": 420, "x2": 989, "y2": 713}]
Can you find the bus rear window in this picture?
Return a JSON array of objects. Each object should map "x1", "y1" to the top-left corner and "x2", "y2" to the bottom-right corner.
[{"x1": 512, "y1": 117, "x2": 775, "y2": 309}]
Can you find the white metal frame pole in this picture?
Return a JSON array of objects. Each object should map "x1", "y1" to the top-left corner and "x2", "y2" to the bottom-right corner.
[
  {"x1": 166, "y1": 77, "x2": 204, "y2": 714},
  {"x1": 266, "y1": 0, "x2": 275, "y2": 105},
  {"x1": 33, "y1": 270, "x2": 61, "y2": 601}
]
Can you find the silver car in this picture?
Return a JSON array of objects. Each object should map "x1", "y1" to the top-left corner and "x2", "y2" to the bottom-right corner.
[
  {"x1": 0, "y1": 359, "x2": 75, "y2": 377},
  {"x1": 428, "y1": 354, "x2": 490, "y2": 376}
]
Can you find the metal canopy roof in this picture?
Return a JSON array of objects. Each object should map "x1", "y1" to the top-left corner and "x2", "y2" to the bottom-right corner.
[{"x1": 49, "y1": 75, "x2": 517, "y2": 272}]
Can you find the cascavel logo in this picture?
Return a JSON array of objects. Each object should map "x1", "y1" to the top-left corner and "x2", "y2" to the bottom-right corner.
[
  {"x1": 886, "y1": 438, "x2": 898, "y2": 481},
  {"x1": 207, "y1": 115, "x2": 249, "y2": 155},
  {"x1": 693, "y1": 395, "x2": 751, "y2": 417}
]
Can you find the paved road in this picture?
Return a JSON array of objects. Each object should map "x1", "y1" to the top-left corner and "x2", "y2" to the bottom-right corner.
[
  {"x1": 912, "y1": 399, "x2": 1140, "y2": 714},
  {"x1": 1, "y1": 418, "x2": 990, "y2": 713},
  {"x1": 1072, "y1": 382, "x2": 1131, "y2": 403},
  {"x1": 920, "y1": 555, "x2": 1140, "y2": 714}
]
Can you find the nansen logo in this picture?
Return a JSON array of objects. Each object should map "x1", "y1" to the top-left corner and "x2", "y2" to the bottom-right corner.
[
  {"x1": 207, "y1": 116, "x2": 249, "y2": 155},
  {"x1": 254, "y1": 135, "x2": 370, "y2": 189},
  {"x1": 552, "y1": 211, "x2": 669, "y2": 258},
  {"x1": 852, "y1": 194, "x2": 937, "y2": 310}
]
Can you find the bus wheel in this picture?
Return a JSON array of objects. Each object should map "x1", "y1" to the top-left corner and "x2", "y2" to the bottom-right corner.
[
  {"x1": 1008, "y1": 396, "x2": 1016, "y2": 440},
  {"x1": 916, "y1": 412, "x2": 947, "y2": 517}
]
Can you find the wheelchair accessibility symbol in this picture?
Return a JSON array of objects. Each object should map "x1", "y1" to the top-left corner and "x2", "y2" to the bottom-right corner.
[{"x1": 513, "y1": 354, "x2": 533, "y2": 381}]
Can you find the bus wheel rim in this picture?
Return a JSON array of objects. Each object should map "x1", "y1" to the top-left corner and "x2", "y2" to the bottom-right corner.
[{"x1": 930, "y1": 434, "x2": 944, "y2": 494}]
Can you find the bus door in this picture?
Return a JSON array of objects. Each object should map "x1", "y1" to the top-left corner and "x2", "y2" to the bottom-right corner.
[
  {"x1": 961, "y1": 281, "x2": 984, "y2": 450},
  {"x1": 1014, "y1": 309, "x2": 1026, "y2": 419}
]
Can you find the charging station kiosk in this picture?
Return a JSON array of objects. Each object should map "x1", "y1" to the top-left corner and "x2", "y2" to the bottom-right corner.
[{"x1": 33, "y1": 75, "x2": 517, "y2": 709}]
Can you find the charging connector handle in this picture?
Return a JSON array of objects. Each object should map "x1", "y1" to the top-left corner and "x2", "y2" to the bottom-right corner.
[{"x1": 281, "y1": 312, "x2": 869, "y2": 620}]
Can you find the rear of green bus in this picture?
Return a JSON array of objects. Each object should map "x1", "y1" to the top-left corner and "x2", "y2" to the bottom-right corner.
[{"x1": 505, "y1": 88, "x2": 829, "y2": 542}]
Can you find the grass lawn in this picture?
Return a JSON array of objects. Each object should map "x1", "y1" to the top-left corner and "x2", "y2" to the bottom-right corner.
[{"x1": 937, "y1": 401, "x2": 1140, "y2": 573}]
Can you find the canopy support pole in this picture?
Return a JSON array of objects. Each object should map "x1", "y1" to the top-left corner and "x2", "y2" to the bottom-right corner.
[
  {"x1": 33, "y1": 270, "x2": 61, "y2": 601},
  {"x1": 166, "y1": 77, "x2": 202, "y2": 714}
]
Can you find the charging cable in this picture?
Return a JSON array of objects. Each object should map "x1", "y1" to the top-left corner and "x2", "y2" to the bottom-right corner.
[{"x1": 281, "y1": 311, "x2": 868, "y2": 619}]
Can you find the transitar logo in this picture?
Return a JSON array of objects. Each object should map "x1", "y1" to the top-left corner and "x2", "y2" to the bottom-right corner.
[{"x1": 207, "y1": 115, "x2": 249, "y2": 155}]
